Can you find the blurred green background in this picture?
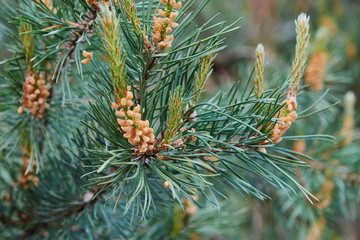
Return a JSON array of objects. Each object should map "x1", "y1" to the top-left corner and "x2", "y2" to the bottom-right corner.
[{"x1": 190, "y1": 0, "x2": 360, "y2": 110}]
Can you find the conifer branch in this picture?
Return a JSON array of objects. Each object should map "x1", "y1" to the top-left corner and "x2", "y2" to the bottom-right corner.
[
  {"x1": 2, "y1": 1, "x2": 354, "y2": 238},
  {"x1": 50, "y1": 0, "x2": 100, "y2": 84}
]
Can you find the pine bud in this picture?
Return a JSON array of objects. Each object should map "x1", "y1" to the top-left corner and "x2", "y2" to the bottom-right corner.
[
  {"x1": 254, "y1": 44, "x2": 265, "y2": 99},
  {"x1": 164, "y1": 86, "x2": 184, "y2": 145},
  {"x1": 17, "y1": 106, "x2": 24, "y2": 115},
  {"x1": 305, "y1": 52, "x2": 328, "y2": 92},
  {"x1": 98, "y1": 4, "x2": 127, "y2": 98},
  {"x1": 20, "y1": 22, "x2": 34, "y2": 71},
  {"x1": 340, "y1": 91, "x2": 356, "y2": 145},
  {"x1": 287, "y1": 13, "x2": 310, "y2": 109},
  {"x1": 81, "y1": 50, "x2": 93, "y2": 65},
  {"x1": 193, "y1": 54, "x2": 214, "y2": 105}
]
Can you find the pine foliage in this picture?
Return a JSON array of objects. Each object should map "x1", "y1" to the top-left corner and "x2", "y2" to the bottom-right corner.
[{"x1": 0, "y1": 0, "x2": 348, "y2": 239}]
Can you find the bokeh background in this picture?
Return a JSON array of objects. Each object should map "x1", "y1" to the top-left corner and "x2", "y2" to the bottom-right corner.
[{"x1": 189, "y1": 0, "x2": 360, "y2": 110}]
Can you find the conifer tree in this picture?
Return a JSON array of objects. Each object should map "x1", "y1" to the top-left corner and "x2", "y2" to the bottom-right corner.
[{"x1": 1, "y1": 0, "x2": 353, "y2": 239}]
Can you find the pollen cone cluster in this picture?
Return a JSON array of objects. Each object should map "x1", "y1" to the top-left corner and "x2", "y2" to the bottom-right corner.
[
  {"x1": 270, "y1": 99, "x2": 297, "y2": 144},
  {"x1": 184, "y1": 196, "x2": 198, "y2": 215},
  {"x1": 314, "y1": 178, "x2": 334, "y2": 210},
  {"x1": 305, "y1": 216, "x2": 326, "y2": 240},
  {"x1": 293, "y1": 139, "x2": 306, "y2": 153},
  {"x1": 19, "y1": 71, "x2": 50, "y2": 118},
  {"x1": 112, "y1": 86, "x2": 155, "y2": 154},
  {"x1": 19, "y1": 153, "x2": 39, "y2": 190},
  {"x1": 152, "y1": 0, "x2": 182, "y2": 49},
  {"x1": 305, "y1": 52, "x2": 328, "y2": 92}
]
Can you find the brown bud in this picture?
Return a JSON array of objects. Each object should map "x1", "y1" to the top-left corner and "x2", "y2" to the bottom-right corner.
[{"x1": 18, "y1": 106, "x2": 24, "y2": 115}]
